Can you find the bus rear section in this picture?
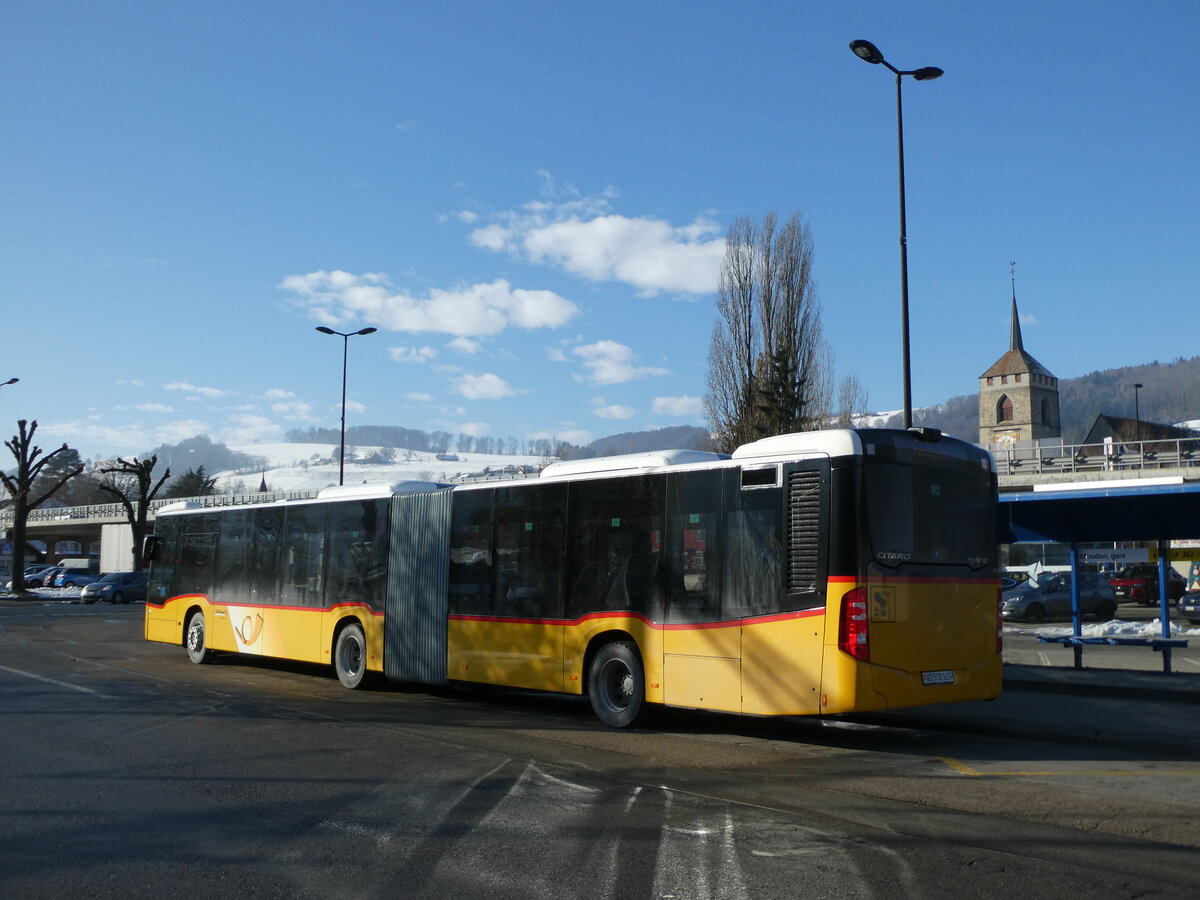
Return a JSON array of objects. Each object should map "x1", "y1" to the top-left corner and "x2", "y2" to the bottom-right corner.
[{"x1": 809, "y1": 430, "x2": 1003, "y2": 714}]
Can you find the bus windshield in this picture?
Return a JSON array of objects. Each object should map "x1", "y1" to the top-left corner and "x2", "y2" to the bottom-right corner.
[{"x1": 864, "y1": 460, "x2": 995, "y2": 570}]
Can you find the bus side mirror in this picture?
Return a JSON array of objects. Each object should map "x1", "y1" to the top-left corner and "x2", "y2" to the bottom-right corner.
[{"x1": 143, "y1": 535, "x2": 160, "y2": 563}]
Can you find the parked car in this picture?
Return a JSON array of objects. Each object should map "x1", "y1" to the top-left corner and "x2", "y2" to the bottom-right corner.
[
  {"x1": 53, "y1": 567, "x2": 100, "y2": 589},
  {"x1": 4, "y1": 564, "x2": 55, "y2": 590},
  {"x1": 1107, "y1": 564, "x2": 1186, "y2": 604},
  {"x1": 1177, "y1": 591, "x2": 1200, "y2": 625},
  {"x1": 25, "y1": 566, "x2": 64, "y2": 588},
  {"x1": 1001, "y1": 572, "x2": 1118, "y2": 623},
  {"x1": 80, "y1": 571, "x2": 148, "y2": 605}
]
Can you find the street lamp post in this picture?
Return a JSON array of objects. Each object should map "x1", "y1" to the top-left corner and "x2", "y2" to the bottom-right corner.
[
  {"x1": 1, "y1": 377, "x2": 17, "y2": 388},
  {"x1": 1133, "y1": 383, "x2": 1144, "y2": 446},
  {"x1": 315, "y1": 326, "x2": 377, "y2": 486},
  {"x1": 849, "y1": 39, "x2": 943, "y2": 431}
]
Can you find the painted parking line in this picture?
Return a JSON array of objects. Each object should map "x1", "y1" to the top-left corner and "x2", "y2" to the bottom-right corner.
[
  {"x1": 937, "y1": 755, "x2": 1200, "y2": 777},
  {"x1": 0, "y1": 662, "x2": 114, "y2": 699}
]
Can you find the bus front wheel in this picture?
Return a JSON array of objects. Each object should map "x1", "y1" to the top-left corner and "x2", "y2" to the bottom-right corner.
[
  {"x1": 185, "y1": 611, "x2": 211, "y2": 664},
  {"x1": 334, "y1": 623, "x2": 367, "y2": 689},
  {"x1": 588, "y1": 641, "x2": 644, "y2": 729}
]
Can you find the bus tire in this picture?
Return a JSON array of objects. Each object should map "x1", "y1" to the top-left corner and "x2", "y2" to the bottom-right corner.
[
  {"x1": 185, "y1": 610, "x2": 211, "y2": 664},
  {"x1": 334, "y1": 623, "x2": 367, "y2": 689},
  {"x1": 588, "y1": 641, "x2": 645, "y2": 729}
]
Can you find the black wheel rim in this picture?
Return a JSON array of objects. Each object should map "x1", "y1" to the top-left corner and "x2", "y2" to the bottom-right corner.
[{"x1": 598, "y1": 658, "x2": 633, "y2": 713}]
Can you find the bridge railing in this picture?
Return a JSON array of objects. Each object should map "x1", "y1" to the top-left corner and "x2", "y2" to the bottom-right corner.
[
  {"x1": 0, "y1": 489, "x2": 320, "y2": 528},
  {"x1": 993, "y1": 436, "x2": 1200, "y2": 477}
]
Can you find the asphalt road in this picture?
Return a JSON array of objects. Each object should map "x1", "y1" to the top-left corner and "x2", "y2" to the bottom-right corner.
[{"x1": 2, "y1": 601, "x2": 1199, "y2": 899}]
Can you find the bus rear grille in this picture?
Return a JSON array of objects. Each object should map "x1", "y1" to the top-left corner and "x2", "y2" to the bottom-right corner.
[{"x1": 787, "y1": 470, "x2": 821, "y2": 593}]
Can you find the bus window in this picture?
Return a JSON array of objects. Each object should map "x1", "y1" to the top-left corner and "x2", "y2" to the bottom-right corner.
[
  {"x1": 214, "y1": 510, "x2": 253, "y2": 605},
  {"x1": 148, "y1": 517, "x2": 180, "y2": 602},
  {"x1": 665, "y1": 470, "x2": 722, "y2": 624},
  {"x1": 281, "y1": 504, "x2": 328, "y2": 607},
  {"x1": 567, "y1": 476, "x2": 664, "y2": 620},
  {"x1": 722, "y1": 473, "x2": 783, "y2": 619},
  {"x1": 249, "y1": 507, "x2": 282, "y2": 605},
  {"x1": 177, "y1": 514, "x2": 219, "y2": 599},
  {"x1": 449, "y1": 489, "x2": 494, "y2": 615},
  {"x1": 326, "y1": 500, "x2": 388, "y2": 611},
  {"x1": 493, "y1": 483, "x2": 566, "y2": 619}
]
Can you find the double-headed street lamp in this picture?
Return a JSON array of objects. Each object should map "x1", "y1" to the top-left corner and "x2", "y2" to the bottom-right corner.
[
  {"x1": 315, "y1": 326, "x2": 377, "y2": 486},
  {"x1": 849, "y1": 39, "x2": 943, "y2": 430}
]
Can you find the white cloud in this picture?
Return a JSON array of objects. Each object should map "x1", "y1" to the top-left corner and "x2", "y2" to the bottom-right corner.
[
  {"x1": 447, "y1": 337, "x2": 481, "y2": 355},
  {"x1": 573, "y1": 340, "x2": 669, "y2": 385},
  {"x1": 344, "y1": 400, "x2": 367, "y2": 414},
  {"x1": 165, "y1": 381, "x2": 227, "y2": 398},
  {"x1": 264, "y1": 388, "x2": 296, "y2": 400},
  {"x1": 468, "y1": 180, "x2": 724, "y2": 296},
  {"x1": 407, "y1": 392, "x2": 434, "y2": 402},
  {"x1": 593, "y1": 404, "x2": 636, "y2": 420},
  {"x1": 135, "y1": 403, "x2": 174, "y2": 413},
  {"x1": 456, "y1": 209, "x2": 479, "y2": 224},
  {"x1": 219, "y1": 414, "x2": 282, "y2": 446},
  {"x1": 280, "y1": 271, "x2": 579, "y2": 337},
  {"x1": 389, "y1": 345, "x2": 438, "y2": 364},
  {"x1": 546, "y1": 347, "x2": 568, "y2": 362},
  {"x1": 454, "y1": 421, "x2": 490, "y2": 437},
  {"x1": 652, "y1": 395, "x2": 704, "y2": 417},
  {"x1": 455, "y1": 373, "x2": 517, "y2": 400},
  {"x1": 154, "y1": 419, "x2": 213, "y2": 445},
  {"x1": 270, "y1": 398, "x2": 318, "y2": 422}
]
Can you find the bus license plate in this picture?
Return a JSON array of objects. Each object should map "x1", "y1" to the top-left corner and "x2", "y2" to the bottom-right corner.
[{"x1": 921, "y1": 670, "x2": 955, "y2": 686}]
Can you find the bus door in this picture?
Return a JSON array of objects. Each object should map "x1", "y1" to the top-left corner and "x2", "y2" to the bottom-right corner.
[
  {"x1": 662, "y1": 470, "x2": 741, "y2": 712},
  {"x1": 737, "y1": 463, "x2": 827, "y2": 717}
]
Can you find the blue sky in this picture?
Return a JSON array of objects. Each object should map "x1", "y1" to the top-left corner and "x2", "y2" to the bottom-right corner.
[{"x1": 4, "y1": 1, "x2": 1198, "y2": 460}]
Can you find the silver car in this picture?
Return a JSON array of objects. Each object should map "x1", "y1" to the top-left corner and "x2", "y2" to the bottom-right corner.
[{"x1": 1001, "y1": 572, "x2": 1118, "y2": 624}]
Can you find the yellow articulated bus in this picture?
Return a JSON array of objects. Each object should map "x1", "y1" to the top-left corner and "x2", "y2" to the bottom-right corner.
[{"x1": 145, "y1": 427, "x2": 1002, "y2": 727}]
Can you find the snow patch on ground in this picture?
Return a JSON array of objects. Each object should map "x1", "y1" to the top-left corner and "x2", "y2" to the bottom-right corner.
[{"x1": 1017, "y1": 617, "x2": 1200, "y2": 639}]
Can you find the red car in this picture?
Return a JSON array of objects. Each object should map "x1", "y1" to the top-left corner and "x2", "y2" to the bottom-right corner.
[{"x1": 1107, "y1": 565, "x2": 1186, "y2": 605}]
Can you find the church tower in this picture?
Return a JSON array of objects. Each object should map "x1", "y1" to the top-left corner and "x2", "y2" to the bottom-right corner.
[{"x1": 978, "y1": 270, "x2": 1061, "y2": 447}]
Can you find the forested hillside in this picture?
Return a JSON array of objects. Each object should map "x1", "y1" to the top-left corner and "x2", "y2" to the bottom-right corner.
[{"x1": 905, "y1": 356, "x2": 1200, "y2": 444}]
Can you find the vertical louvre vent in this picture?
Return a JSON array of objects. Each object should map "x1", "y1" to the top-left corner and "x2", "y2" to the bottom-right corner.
[{"x1": 788, "y1": 470, "x2": 821, "y2": 593}]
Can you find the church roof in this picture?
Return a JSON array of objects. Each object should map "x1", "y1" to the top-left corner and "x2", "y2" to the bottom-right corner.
[{"x1": 980, "y1": 286, "x2": 1055, "y2": 379}]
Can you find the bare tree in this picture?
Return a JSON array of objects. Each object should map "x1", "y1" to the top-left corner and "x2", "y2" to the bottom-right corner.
[
  {"x1": 96, "y1": 456, "x2": 171, "y2": 572},
  {"x1": 705, "y1": 211, "x2": 831, "y2": 453},
  {"x1": 836, "y1": 374, "x2": 870, "y2": 428},
  {"x1": 1, "y1": 420, "x2": 84, "y2": 592}
]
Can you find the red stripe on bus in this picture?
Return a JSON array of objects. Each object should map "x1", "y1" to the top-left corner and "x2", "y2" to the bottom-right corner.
[{"x1": 450, "y1": 607, "x2": 826, "y2": 630}]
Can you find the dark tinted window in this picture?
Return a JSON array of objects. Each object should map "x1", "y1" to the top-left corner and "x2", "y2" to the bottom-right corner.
[
  {"x1": 281, "y1": 505, "x2": 327, "y2": 607},
  {"x1": 723, "y1": 473, "x2": 783, "y2": 618},
  {"x1": 326, "y1": 500, "x2": 389, "y2": 612},
  {"x1": 214, "y1": 510, "x2": 253, "y2": 605},
  {"x1": 449, "y1": 490, "x2": 494, "y2": 615},
  {"x1": 864, "y1": 462, "x2": 995, "y2": 570},
  {"x1": 177, "y1": 514, "x2": 220, "y2": 597},
  {"x1": 567, "y1": 476, "x2": 664, "y2": 620},
  {"x1": 249, "y1": 507, "x2": 283, "y2": 604},
  {"x1": 665, "y1": 470, "x2": 722, "y2": 624},
  {"x1": 492, "y1": 483, "x2": 566, "y2": 619}
]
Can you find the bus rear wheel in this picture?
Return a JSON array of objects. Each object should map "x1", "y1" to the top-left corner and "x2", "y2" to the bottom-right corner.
[
  {"x1": 185, "y1": 611, "x2": 211, "y2": 664},
  {"x1": 334, "y1": 623, "x2": 367, "y2": 689},
  {"x1": 588, "y1": 641, "x2": 644, "y2": 729}
]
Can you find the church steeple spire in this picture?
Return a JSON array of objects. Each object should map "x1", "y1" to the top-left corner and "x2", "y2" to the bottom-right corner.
[{"x1": 1009, "y1": 261, "x2": 1024, "y2": 352}]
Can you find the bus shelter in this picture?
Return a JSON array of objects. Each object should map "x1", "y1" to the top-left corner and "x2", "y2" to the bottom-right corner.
[{"x1": 998, "y1": 480, "x2": 1196, "y2": 671}]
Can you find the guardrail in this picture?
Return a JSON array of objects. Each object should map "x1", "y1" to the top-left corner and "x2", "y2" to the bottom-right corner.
[
  {"x1": 0, "y1": 489, "x2": 320, "y2": 528},
  {"x1": 993, "y1": 437, "x2": 1200, "y2": 477}
]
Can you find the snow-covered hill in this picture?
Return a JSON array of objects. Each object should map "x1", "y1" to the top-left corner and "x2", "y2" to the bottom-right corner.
[{"x1": 216, "y1": 443, "x2": 547, "y2": 493}]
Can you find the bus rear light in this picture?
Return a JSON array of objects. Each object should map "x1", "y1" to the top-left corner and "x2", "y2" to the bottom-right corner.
[{"x1": 839, "y1": 587, "x2": 870, "y2": 662}]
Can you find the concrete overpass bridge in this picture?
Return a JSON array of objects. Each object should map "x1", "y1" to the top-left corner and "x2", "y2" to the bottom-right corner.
[{"x1": 2, "y1": 490, "x2": 318, "y2": 566}]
